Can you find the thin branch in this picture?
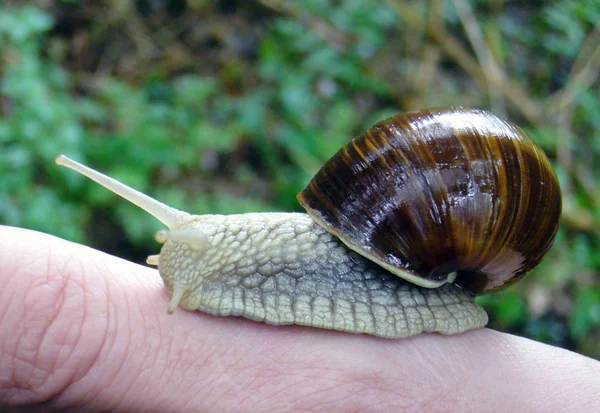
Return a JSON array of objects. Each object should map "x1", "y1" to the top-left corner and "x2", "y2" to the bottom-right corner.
[
  {"x1": 259, "y1": 0, "x2": 352, "y2": 51},
  {"x1": 547, "y1": 19, "x2": 600, "y2": 174},
  {"x1": 390, "y1": 0, "x2": 543, "y2": 125},
  {"x1": 450, "y1": 0, "x2": 505, "y2": 115},
  {"x1": 124, "y1": 10, "x2": 158, "y2": 60},
  {"x1": 549, "y1": 19, "x2": 600, "y2": 110}
]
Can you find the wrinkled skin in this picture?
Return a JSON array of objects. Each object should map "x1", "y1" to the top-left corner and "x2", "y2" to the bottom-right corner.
[{"x1": 1, "y1": 226, "x2": 598, "y2": 413}]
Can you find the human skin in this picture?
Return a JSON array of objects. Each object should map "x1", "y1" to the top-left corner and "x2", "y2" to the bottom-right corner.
[{"x1": 0, "y1": 225, "x2": 599, "y2": 413}]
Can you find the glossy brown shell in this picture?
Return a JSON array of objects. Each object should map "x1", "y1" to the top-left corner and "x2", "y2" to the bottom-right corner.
[{"x1": 297, "y1": 107, "x2": 561, "y2": 294}]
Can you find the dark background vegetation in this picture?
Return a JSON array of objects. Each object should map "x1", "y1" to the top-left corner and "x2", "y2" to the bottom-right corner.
[{"x1": 1, "y1": 0, "x2": 599, "y2": 359}]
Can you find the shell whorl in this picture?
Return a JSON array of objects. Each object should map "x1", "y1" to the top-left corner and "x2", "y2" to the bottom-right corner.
[{"x1": 298, "y1": 107, "x2": 562, "y2": 294}]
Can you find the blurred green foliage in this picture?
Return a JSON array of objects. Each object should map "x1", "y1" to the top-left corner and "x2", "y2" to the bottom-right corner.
[{"x1": 1, "y1": 0, "x2": 599, "y2": 358}]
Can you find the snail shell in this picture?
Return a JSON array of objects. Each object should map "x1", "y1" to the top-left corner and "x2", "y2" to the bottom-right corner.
[
  {"x1": 299, "y1": 107, "x2": 562, "y2": 294},
  {"x1": 55, "y1": 107, "x2": 561, "y2": 338}
]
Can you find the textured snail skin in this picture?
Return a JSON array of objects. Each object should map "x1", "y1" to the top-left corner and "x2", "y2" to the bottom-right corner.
[
  {"x1": 299, "y1": 107, "x2": 561, "y2": 294},
  {"x1": 158, "y1": 213, "x2": 488, "y2": 338}
]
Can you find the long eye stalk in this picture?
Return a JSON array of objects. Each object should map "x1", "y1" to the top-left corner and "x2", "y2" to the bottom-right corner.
[{"x1": 56, "y1": 155, "x2": 190, "y2": 229}]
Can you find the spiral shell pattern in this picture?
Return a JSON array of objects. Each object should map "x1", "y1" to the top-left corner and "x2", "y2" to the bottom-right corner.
[{"x1": 298, "y1": 107, "x2": 561, "y2": 294}]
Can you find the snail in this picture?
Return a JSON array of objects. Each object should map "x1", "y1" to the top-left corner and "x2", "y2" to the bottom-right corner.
[{"x1": 55, "y1": 107, "x2": 561, "y2": 339}]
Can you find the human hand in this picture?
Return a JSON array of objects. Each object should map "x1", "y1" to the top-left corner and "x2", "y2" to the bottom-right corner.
[{"x1": 1, "y1": 225, "x2": 598, "y2": 412}]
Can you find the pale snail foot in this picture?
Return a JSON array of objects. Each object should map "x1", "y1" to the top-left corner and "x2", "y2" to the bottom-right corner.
[{"x1": 156, "y1": 213, "x2": 489, "y2": 338}]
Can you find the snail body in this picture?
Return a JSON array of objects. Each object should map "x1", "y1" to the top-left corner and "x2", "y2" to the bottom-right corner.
[{"x1": 56, "y1": 107, "x2": 561, "y2": 338}]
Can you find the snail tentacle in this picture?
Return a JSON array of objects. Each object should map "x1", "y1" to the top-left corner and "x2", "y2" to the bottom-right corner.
[
  {"x1": 156, "y1": 229, "x2": 211, "y2": 250},
  {"x1": 55, "y1": 155, "x2": 191, "y2": 229},
  {"x1": 146, "y1": 255, "x2": 160, "y2": 266}
]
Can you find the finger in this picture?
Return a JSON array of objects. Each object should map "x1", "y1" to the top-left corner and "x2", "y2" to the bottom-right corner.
[{"x1": 0, "y1": 226, "x2": 599, "y2": 412}]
